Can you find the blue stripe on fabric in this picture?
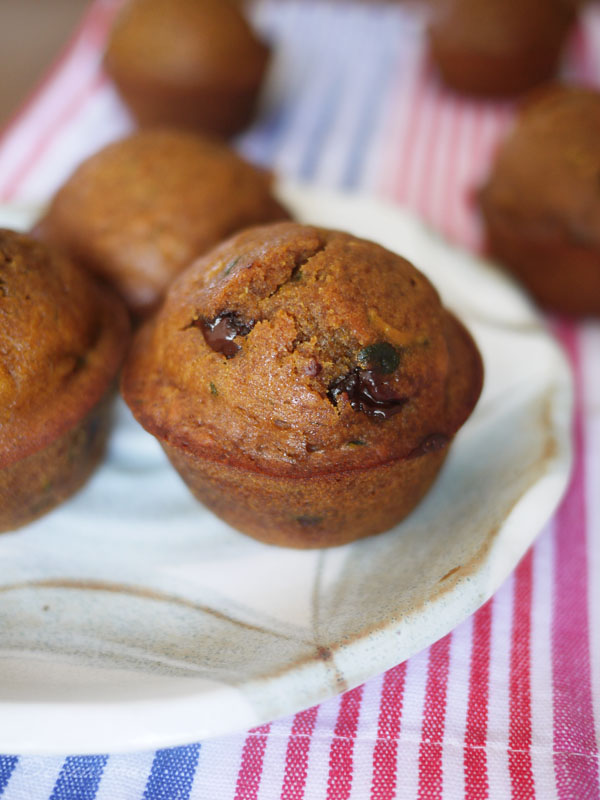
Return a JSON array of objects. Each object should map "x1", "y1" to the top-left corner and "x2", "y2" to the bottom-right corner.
[
  {"x1": 297, "y1": 73, "x2": 344, "y2": 182},
  {"x1": 142, "y1": 745, "x2": 201, "y2": 800},
  {"x1": 0, "y1": 756, "x2": 18, "y2": 796},
  {"x1": 238, "y1": 1, "x2": 311, "y2": 166},
  {"x1": 340, "y1": 42, "x2": 396, "y2": 191},
  {"x1": 49, "y1": 756, "x2": 108, "y2": 800}
]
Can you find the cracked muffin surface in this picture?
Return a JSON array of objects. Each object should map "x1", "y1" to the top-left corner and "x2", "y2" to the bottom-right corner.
[{"x1": 123, "y1": 223, "x2": 481, "y2": 475}]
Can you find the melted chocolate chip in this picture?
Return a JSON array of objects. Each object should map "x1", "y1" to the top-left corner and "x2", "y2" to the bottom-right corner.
[
  {"x1": 357, "y1": 341, "x2": 400, "y2": 374},
  {"x1": 196, "y1": 312, "x2": 254, "y2": 358},
  {"x1": 327, "y1": 369, "x2": 408, "y2": 420},
  {"x1": 407, "y1": 433, "x2": 449, "y2": 459}
]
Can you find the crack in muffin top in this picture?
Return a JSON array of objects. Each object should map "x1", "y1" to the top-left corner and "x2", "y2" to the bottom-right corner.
[{"x1": 123, "y1": 222, "x2": 463, "y2": 474}]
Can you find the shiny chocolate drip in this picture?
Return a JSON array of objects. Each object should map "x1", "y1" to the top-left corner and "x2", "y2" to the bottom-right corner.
[
  {"x1": 197, "y1": 312, "x2": 254, "y2": 358},
  {"x1": 327, "y1": 368, "x2": 408, "y2": 419}
]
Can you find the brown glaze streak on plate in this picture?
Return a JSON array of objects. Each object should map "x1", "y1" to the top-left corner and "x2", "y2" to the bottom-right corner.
[{"x1": 0, "y1": 579, "x2": 310, "y2": 645}]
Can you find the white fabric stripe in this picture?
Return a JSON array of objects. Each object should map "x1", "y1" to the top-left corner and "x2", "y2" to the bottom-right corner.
[
  {"x1": 378, "y1": 27, "x2": 426, "y2": 201},
  {"x1": 256, "y1": 716, "x2": 294, "y2": 800},
  {"x1": 401, "y1": 78, "x2": 441, "y2": 215},
  {"x1": 240, "y1": 0, "x2": 309, "y2": 168},
  {"x1": 0, "y1": 757, "x2": 64, "y2": 800},
  {"x1": 301, "y1": 697, "x2": 336, "y2": 799},
  {"x1": 265, "y1": 4, "x2": 343, "y2": 179},
  {"x1": 0, "y1": 0, "x2": 118, "y2": 197},
  {"x1": 442, "y1": 617, "x2": 473, "y2": 798},
  {"x1": 312, "y1": 7, "x2": 393, "y2": 188},
  {"x1": 426, "y1": 94, "x2": 459, "y2": 234},
  {"x1": 394, "y1": 648, "x2": 428, "y2": 798},
  {"x1": 93, "y1": 751, "x2": 155, "y2": 800},
  {"x1": 458, "y1": 106, "x2": 495, "y2": 252},
  {"x1": 530, "y1": 525, "x2": 559, "y2": 800},
  {"x1": 348, "y1": 673, "x2": 385, "y2": 800},
  {"x1": 583, "y1": 4, "x2": 600, "y2": 77},
  {"x1": 14, "y1": 84, "x2": 132, "y2": 203},
  {"x1": 486, "y1": 577, "x2": 513, "y2": 798},
  {"x1": 447, "y1": 103, "x2": 479, "y2": 246},
  {"x1": 188, "y1": 734, "x2": 246, "y2": 800},
  {"x1": 0, "y1": 33, "x2": 96, "y2": 177},
  {"x1": 581, "y1": 323, "x2": 600, "y2": 755}
]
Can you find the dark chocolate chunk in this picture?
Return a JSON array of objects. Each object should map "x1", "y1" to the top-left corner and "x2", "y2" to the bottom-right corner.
[
  {"x1": 196, "y1": 311, "x2": 255, "y2": 358},
  {"x1": 357, "y1": 341, "x2": 400, "y2": 374},
  {"x1": 327, "y1": 369, "x2": 408, "y2": 420}
]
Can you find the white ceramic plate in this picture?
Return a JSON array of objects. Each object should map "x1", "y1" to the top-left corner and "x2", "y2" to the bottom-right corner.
[{"x1": 0, "y1": 183, "x2": 572, "y2": 755}]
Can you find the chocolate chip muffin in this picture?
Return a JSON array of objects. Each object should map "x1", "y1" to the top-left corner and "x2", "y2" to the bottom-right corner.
[
  {"x1": 104, "y1": 0, "x2": 270, "y2": 137},
  {"x1": 480, "y1": 86, "x2": 600, "y2": 316},
  {"x1": 36, "y1": 129, "x2": 290, "y2": 317},
  {"x1": 122, "y1": 222, "x2": 483, "y2": 548},
  {"x1": 428, "y1": 0, "x2": 575, "y2": 97},
  {"x1": 0, "y1": 230, "x2": 129, "y2": 532}
]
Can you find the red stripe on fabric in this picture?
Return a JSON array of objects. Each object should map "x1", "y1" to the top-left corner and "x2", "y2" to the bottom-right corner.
[
  {"x1": 234, "y1": 723, "x2": 271, "y2": 800},
  {"x1": 508, "y1": 551, "x2": 535, "y2": 800},
  {"x1": 392, "y1": 56, "x2": 429, "y2": 206},
  {"x1": 569, "y1": 22, "x2": 595, "y2": 85},
  {"x1": 80, "y1": 0, "x2": 124, "y2": 50},
  {"x1": 413, "y1": 83, "x2": 443, "y2": 222},
  {"x1": 370, "y1": 662, "x2": 408, "y2": 800},
  {"x1": 417, "y1": 635, "x2": 452, "y2": 800},
  {"x1": 552, "y1": 322, "x2": 600, "y2": 800},
  {"x1": 464, "y1": 600, "x2": 492, "y2": 800},
  {"x1": 326, "y1": 685, "x2": 365, "y2": 800},
  {"x1": 280, "y1": 706, "x2": 319, "y2": 800},
  {"x1": 0, "y1": 71, "x2": 107, "y2": 202},
  {"x1": 435, "y1": 93, "x2": 460, "y2": 238},
  {"x1": 0, "y1": 1, "x2": 101, "y2": 147}
]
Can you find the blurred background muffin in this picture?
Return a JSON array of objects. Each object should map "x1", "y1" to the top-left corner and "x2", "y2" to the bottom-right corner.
[
  {"x1": 427, "y1": 0, "x2": 576, "y2": 96},
  {"x1": 104, "y1": 0, "x2": 271, "y2": 137},
  {"x1": 36, "y1": 128, "x2": 291, "y2": 317},
  {"x1": 0, "y1": 229, "x2": 129, "y2": 532},
  {"x1": 479, "y1": 85, "x2": 600, "y2": 316}
]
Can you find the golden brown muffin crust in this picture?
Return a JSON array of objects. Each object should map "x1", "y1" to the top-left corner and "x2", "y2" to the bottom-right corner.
[
  {"x1": 36, "y1": 129, "x2": 290, "y2": 316},
  {"x1": 123, "y1": 222, "x2": 481, "y2": 476},
  {"x1": 0, "y1": 229, "x2": 129, "y2": 469}
]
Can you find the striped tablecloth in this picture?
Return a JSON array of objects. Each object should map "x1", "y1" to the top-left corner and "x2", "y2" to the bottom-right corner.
[{"x1": 0, "y1": 1, "x2": 599, "y2": 797}]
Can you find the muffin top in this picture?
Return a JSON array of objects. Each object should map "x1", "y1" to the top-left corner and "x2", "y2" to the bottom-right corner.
[
  {"x1": 36, "y1": 129, "x2": 289, "y2": 316},
  {"x1": 104, "y1": 0, "x2": 269, "y2": 90},
  {"x1": 480, "y1": 86, "x2": 600, "y2": 248},
  {"x1": 123, "y1": 223, "x2": 482, "y2": 475},
  {"x1": 0, "y1": 230, "x2": 129, "y2": 468},
  {"x1": 429, "y1": 0, "x2": 573, "y2": 53}
]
